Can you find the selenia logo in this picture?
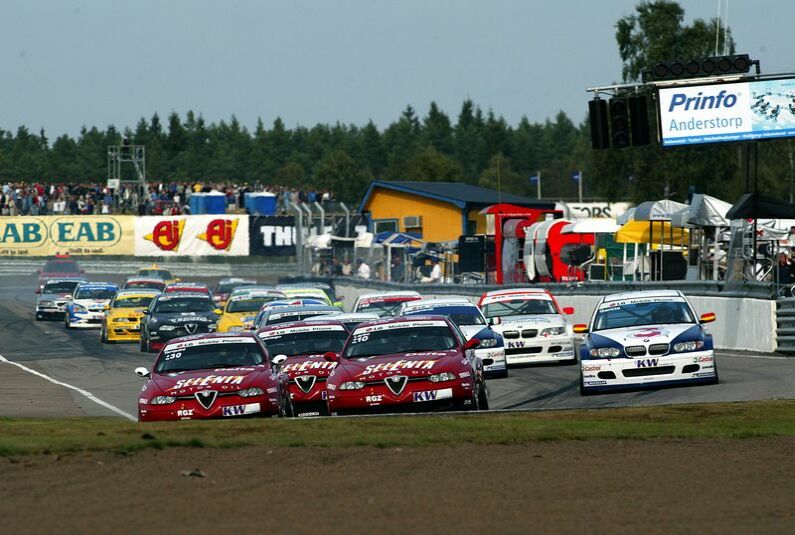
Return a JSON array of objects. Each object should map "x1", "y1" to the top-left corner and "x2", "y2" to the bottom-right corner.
[
  {"x1": 144, "y1": 220, "x2": 185, "y2": 251},
  {"x1": 198, "y1": 219, "x2": 239, "y2": 251}
]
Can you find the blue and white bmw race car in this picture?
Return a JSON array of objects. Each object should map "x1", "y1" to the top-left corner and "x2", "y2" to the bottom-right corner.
[
  {"x1": 64, "y1": 282, "x2": 120, "y2": 329},
  {"x1": 575, "y1": 290, "x2": 718, "y2": 395},
  {"x1": 399, "y1": 297, "x2": 508, "y2": 378}
]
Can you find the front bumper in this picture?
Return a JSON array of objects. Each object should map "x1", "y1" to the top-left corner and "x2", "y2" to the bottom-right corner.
[
  {"x1": 138, "y1": 394, "x2": 278, "y2": 422},
  {"x1": 107, "y1": 322, "x2": 142, "y2": 341},
  {"x1": 580, "y1": 350, "x2": 717, "y2": 392},
  {"x1": 475, "y1": 347, "x2": 507, "y2": 375},
  {"x1": 328, "y1": 379, "x2": 474, "y2": 414},
  {"x1": 36, "y1": 305, "x2": 67, "y2": 319},
  {"x1": 288, "y1": 380, "x2": 329, "y2": 417},
  {"x1": 68, "y1": 311, "x2": 105, "y2": 328},
  {"x1": 503, "y1": 335, "x2": 575, "y2": 364}
]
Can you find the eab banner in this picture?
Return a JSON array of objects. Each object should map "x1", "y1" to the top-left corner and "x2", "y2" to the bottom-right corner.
[
  {"x1": 0, "y1": 216, "x2": 135, "y2": 256},
  {"x1": 135, "y1": 215, "x2": 249, "y2": 256}
]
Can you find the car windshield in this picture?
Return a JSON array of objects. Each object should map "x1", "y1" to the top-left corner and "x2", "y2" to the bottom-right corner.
[
  {"x1": 167, "y1": 286, "x2": 208, "y2": 294},
  {"x1": 43, "y1": 281, "x2": 81, "y2": 293},
  {"x1": 125, "y1": 281, "x2": 165, "y2": 290},
  {"x1": 344, "y1": 324, "x2": 456, "y2": 358},
  {"x1": 227, "y1": 297, "x2": 279, "y2": 313},
  {"x1": 139, "y1": 269, "x2": 173, "y2": 280},
  {"x1": 593, "y1": 300, "x2": 696, "y2": 331},
  {"x1": 43, "y1": 261, "x2": 79, "y2": 273},
  {"x1": 260, "y1": 329, "x2": 349, "y2": 356},
  {"x1": 481, "y1": 298, "x2": 557, "y2": 318},
  {"x1": 218, "y1": 281, "x2": 254, "y2": 294},
  {"x1": 156, "y1": 342, "x2": 264, "y2": 373},
  {"x1": 113, "y1": 296, "x2": 155, "y2": 309},
  {"x1": 75, "y1": 288, "x2": 116, "y2": 300},
  {"x1": 266, "y1": 311, "x2": 334, "y2": 326},
  {"x1": 357, "y1": 300, "x2": 410, "y2": 317},
  {"x1": 406, "y1": 306, "x2": 485, "y2": 326},
  {"x1": 154, "y1": 297, "x2": 214, "y2": 313}
]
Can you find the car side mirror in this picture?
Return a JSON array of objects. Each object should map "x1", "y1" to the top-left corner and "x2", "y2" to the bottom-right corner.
[
  {"x1": 272, "y1": 354, "x2": 288, "y2": 365},
  {"x1": 134, "y1": 367, "x2": 150, "y2": 378},
  {"x1": 142, "y1": 310, "x2": 149, "y2": 315},
  {"x1": 35, "y1": 288, "x2": 42, "y2": 294},
  {"x1": 562, "y1": 306, "x2": 575, "y2": 315},
  {"x1": 699, "y1": 312, "x2": 716, "y2": 324},
  {"x1": 487, "y1": 317, "x2": 501, "y2": 326},
  {"x1": 103, "y1": 305, "x2": 110, "y2": 311},
  {"x1": 174, "y1": 278, "x2": 181, "y2": 282},
  {"x1": 464, "y1": 338, "x2": 480, "y2": 350},
  {"x1": 480, "y1": 357, "x2": 494, "y2": 367},
  {"x1": 213, "y1": 308, "x2": 223, "y2": 315},
  {"x1": 323, "y1": 351, "x2": 340, "y2": 363},
  {"x1": 573, "y1": 324, "x2": 589, "y2": 334}
]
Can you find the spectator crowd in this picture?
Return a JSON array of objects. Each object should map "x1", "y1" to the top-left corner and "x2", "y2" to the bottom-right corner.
[{"x1": 0, "y1": 181, "x2": 336, "y2": 216}]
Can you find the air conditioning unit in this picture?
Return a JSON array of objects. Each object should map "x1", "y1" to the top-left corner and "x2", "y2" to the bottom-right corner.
[{"x1": 403, "y1": 215, "x2": 422, "y2": 228}]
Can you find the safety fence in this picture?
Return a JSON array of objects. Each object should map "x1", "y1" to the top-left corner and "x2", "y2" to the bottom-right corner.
[
  {"x1": 283, "y1": 276, "x2": 781, "y2": 354},
  {"x1": 0, "y1": 215, "x2": 301, "y2": 257}
]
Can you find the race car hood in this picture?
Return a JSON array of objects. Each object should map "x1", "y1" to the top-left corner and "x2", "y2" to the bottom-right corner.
[
  {"x1": 342, "y1": 350, "x2": 461, "y2": 380},
  {"x1": 152, "y1": 366, "x2": 268, "y2": 395},
  {"x1": 73, "y1": 298, "x2": 112, "y2": 310},
  {"x1": 150, "y1": 311, "x2": 218, "y2": 325},
  {"x1": 458, "y1": 324, "x2": 491, "y2": 340},
  {"x1": 107, "y1": 307, "x2": 147, "y2": 320},
  {"x1": 39, "y1": 291, "x2": 73, "y2": 301},
  {"x1": 220, "y1": 311, "x2": 259, "y2": 325},
  {"x1": 493, "y1": 315, "x2": 565, "y2": 331},
  {"x1": 593, "y1": 324, "x2": 698, "y2": 345},
  {"x1": 279, "y1": 354, "x2": 338, "y2": 378}
]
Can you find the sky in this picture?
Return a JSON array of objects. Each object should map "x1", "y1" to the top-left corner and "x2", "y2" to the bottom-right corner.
[{"x1": 0, "y1": 0, "x2": 792, "y2": 138}]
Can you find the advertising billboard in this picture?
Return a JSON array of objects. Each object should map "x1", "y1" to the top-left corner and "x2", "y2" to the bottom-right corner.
[
  {"x1": 249, "y1": 216, "x2": 297, "y2": 256},
  {"x1": 0, "y1": 216, "x2": 135, "y2": 256},
  {"x1": 134, "y1": 215, "x2": 249, "y2": 256},
  {"x1": 657, "y1": 77, "x2": 795, "y2": 147}
]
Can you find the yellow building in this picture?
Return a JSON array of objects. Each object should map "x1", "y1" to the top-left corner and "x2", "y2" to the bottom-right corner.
[{"x1": 358, "y1": 181, "x2": 554, "y2": 242}]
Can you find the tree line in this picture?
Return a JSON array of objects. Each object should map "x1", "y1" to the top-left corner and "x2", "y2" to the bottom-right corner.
[{"x1": 1, "y1": 0, "x2": 793, "y2": 206}]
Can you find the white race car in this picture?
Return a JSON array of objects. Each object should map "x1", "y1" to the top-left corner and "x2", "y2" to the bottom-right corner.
[
  {"x1": 399, "y1": 297, "x2": 508, "y2": 378},
  {"x1": 64, "y1": 282, "x2": 120, "y2": 329},
  {"x1": 575, "y1": 290, "x2": 718, "y2": 395},
  {"x1": 477, "y1": 289, "x2": 575, "y2": 365}
]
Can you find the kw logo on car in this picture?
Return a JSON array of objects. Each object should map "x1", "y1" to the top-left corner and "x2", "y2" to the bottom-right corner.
[
  {"x1": 198, "y1": 218, "x2": 239, "y2": 251},
  {"x1": 506, "y1": 341, "x2": 525, "y2": 349},
  {"x1": 636, "y1": 358, "x2": 659, "y2": 368},
  {"x1": 145, "y1": 219, "x2": 185, "y2": 251}
]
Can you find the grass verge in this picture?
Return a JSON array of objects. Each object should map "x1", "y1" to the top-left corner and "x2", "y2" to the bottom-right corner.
[{"x1": 1, "y1": 400, "x2": 793, "y2": 456}]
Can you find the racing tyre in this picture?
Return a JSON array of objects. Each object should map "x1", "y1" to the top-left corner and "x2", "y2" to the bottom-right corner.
[
  {"x1": 35, "y1": 314, "x2": 42, "y2": 321},
  {"x1": 100, "y1": 326, "x2": 110, "y2": 344},
  {"x1": 64, "y1": 314, "x2": 72, "y2": 329},
  {"x1": 476, "y1": 381, "x2": 489, "y2": 411},
  {"x1": 139, "y1": 334, "x2": 149, "y2": 353},
  {"x1": 579, "y1": 376, "x2": 595, "y2": 396}
]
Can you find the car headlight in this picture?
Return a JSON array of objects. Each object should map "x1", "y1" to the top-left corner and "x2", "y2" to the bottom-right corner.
[
  {"x1": 477, "y1": 338, "x2": 498, "y2": 348},
  {"x1": 228, "y1": 326, "x2": 245, "y2": 332},
  {"x1": 40, "y1": 300, "x2": 55, "y2": 306},
  {"x1": 541, "y1": 327, "x2": 566, "y2": 336},
  {"x1": 159, "y1": 325, "x2": 176, "y2": 331},
  {"x1": 589, "y1": 347, "x2": 621, "y2": 358},
  {"x1": 148, "y1": 395, "x2": 176, "y2": 405},
  {"x1": 112, "y1": 317, "x2": 131, "y2": 323},
  {"x1": 73, "y1": 304, "x2": 88, "y2": 313},
  {"x1": 238, "y1": 387, "x2": 264, "y2": 397},
  {"x1": 428, "y1": 372, "x2": 456, "y2": 383},
  {"x1": 673, "y1": 340, "x2": 704, "y2": 352},
  {"x1": 339, "y1": 381, "x2": 365, "y2": 390}
]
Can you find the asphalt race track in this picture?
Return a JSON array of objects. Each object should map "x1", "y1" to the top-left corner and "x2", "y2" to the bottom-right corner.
[{"x1": 1, "y1": 269, "x2": 794, "y2": 419}]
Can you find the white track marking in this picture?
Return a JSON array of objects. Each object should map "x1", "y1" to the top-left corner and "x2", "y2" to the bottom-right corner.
[
  {"x1": 0, "y1": 354, "x2": 136, "y2": 421},
  {"x1": 717, "y1": 352, "x2": 791, "y2": 360}
]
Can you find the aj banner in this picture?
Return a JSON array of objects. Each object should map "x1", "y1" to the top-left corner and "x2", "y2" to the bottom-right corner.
[{"x1": 135, "y1": 215, "x2": 249, "y2": 256}]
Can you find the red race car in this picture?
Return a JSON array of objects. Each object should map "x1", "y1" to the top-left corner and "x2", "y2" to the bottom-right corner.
[
  {"x1": 135, "y1": 332, "x2": 291, "y2": 421},
  {"x1": 325, "y1": 316, "x2": 490, "y2": 415},
  {"x1": 257, "y1": 320, "x2": 350, "y2": 417},
  {"x1": 164, "y1": 282, "x2": 212, "y2": 296}
]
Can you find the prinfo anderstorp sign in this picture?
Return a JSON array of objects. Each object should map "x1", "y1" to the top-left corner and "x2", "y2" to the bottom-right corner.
[{"x1": 657, "y1": 77, "x2": 795, "y2": 147}]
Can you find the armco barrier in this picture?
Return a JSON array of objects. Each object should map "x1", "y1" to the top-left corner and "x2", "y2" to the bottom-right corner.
[
  {"x1": 282, "y1": 276, "x2": 779, "y2": 354},
  {"x1": 776, "y1": 298, "x2": 795, "y2": 353}
]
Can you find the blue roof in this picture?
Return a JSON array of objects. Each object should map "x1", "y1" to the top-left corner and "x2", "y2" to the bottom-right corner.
[{"x1": 359, "y1": 180, "x2": 555, "y2": 212}]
